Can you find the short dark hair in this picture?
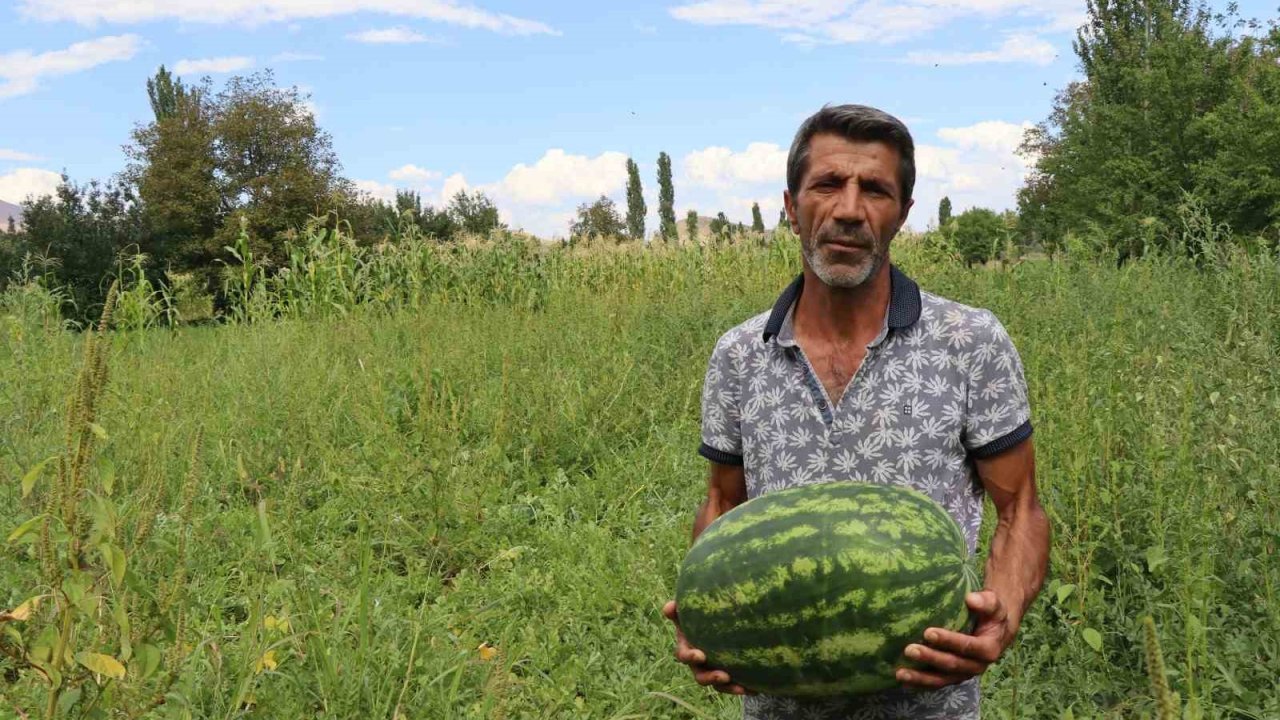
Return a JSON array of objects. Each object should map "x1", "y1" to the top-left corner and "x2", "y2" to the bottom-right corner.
[{"x1": 787, "y1": 104, "x2": 916, "y2": 209}]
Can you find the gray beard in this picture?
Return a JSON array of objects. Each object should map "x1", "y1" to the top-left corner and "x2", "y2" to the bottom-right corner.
[{"x1": 803, "y1": 239, "x2": 885, "y2": 289}]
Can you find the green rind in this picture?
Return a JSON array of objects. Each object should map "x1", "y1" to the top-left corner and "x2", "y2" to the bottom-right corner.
[{"x1": 674, "y1": 481, "x2": 976, "y2": 698}]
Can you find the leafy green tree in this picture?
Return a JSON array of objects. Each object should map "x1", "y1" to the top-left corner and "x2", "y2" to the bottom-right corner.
[
  {"x1": 211, "y1": 71, "x2": 345, "y2": 262},
  {"x1": 1018, "y1": 0, "x2": 1241, "y2": 256},
  {"x1": 778, "y1": 208, "x2": 789, "y2": 229},
  {"x1": 448, "y1": 190, "x2": 504, "y2": 236},
  {"x1": 951, "y1": 207, "x2": 1005, "y2": 266},
  {"x1": 625, "y1": 158, "x2": 646, "y2": 241},
  {"x1": 146, "y1": 65, "x2": 188, "y2": 121},
  {"x1": 751, "y1": 202, "x2": 765, "y2": 233},
  {"x1": 709, "y1": 212, "x2": 730, "y2": 241},
  {"x1": 126, "y1": 68, "x2": 219, "y2": 272},
  {"x1": 17, "y1": 175, "x2": 146, "y2": 320},
  {"x1": 657, "y1": 152, "x2": 677, "y2": 242},
  {"x1": 686, "y1": 209, "x2": 699, "y2": 244},
  {"x1": 570, "y1": 195, "x2": 626, "y2": 242},
  {"x1": 938, "y1": 196, "x2": 952, "y2": 227}
]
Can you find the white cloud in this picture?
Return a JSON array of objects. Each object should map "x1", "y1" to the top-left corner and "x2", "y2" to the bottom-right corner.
[
  {"x1": 910, "y1": 119, "x2": 1036, "y2": 228},
  {"x1": 0, "y1": 168, "x2": 63, "y2": 203},
  {"x1": 354, "y1": 179, "x2": 399, "y2": 203},
  {"x1": 20, "y1": 0, "x2": 557, "y2": 35},
  {"x1": 272, "y1": 52, "x2": 324, "y2": 62},
  {"x1": 492, "y1": 149, "x2": 629, "y2": 206},
  {"x1": 173, "y1": 56, "x2": 255, "y2": 75},
  {"x1": 670, "y1": 0, "x2": 1080, "y2": 47},
  {"x1": 347, "y1": 26, "x2": 438, "y2": 44},
  {"x1": 906, "y1": 34, "x2": 1056, "y2": 65},
  {"x1": 683, "y1": 142, "x2": 787, "y2": 189},
  {"x1": 438, "y1": 173, "x2": 470, "y2": 203},
  {"x1": 0, "y1": 34, "x2": 141, "y2": 99},
  {"x1": 936, "y1": 120, "x2": 1034, "y2": 155},
  {"x1": 0, "y1": 149, "x2": 43, "y2": 162},
  {"x1": 389, "y1": 164, "x2": 443, "y2": 183}
]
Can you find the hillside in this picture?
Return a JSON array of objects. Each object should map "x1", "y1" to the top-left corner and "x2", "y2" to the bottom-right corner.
[{"x1": 0, "y1": 200, "x2": 21, "y2": 230}]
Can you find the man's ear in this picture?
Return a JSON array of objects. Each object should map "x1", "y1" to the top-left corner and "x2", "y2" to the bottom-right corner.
[
  {"x1": 896, "y1": 197, "x2": 915, "y2": 234},
  {"x1": 783, "y1": 190, "x2": 799, "y2": 233}
]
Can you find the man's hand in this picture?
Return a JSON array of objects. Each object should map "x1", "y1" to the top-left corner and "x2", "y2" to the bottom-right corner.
[
  {"x1": 662, "y1": 600, "x2": 756, "y2": 696},
  {"x1": 895, "y1": 590, "x2": 1015, "y2": 690}
]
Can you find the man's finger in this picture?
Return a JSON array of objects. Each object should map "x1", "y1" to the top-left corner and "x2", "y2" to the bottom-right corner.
[
  {"x1": 896, "y1": 667, "x2": 970, "y2": 690},
  {"x1": 922, "y1": 628, "x2": 1003, "y2": 664},
  {"x1": 966, "y1": 591, "x2": 1007, "y2": 622},
  {"x1": 662, "y1": 600, "x2": 678, "y2": 622},
  {"x1": 694, "y1": 668, "x2": 731, "y2": 686},
  {"x1": 676, "y1": 645, "x2": 707, "y2": 665},
  {"x1": 713, "y1": 682, "x2": 755, "y2": 696},
  {"x1": 903, "y1": 643, "x2": 987, "y2": 677}
]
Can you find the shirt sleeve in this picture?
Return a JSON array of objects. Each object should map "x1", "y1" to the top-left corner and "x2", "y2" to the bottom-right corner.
[
  {"x1": 962, "y1": 311, "x2": 1033, "y2": 458},
  {"x1": 698, "y1": 333, "x2": 745, "y2": 466}
]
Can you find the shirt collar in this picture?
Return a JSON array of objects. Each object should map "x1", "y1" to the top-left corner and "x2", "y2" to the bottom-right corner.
[{"x1": 761, "y1": 264, "x2": 923, "y2": 345}]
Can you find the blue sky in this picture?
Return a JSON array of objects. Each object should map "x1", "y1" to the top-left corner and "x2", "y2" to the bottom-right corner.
[{"x1": 0, "y1": 0, "x2": 1272, "y2": 237}]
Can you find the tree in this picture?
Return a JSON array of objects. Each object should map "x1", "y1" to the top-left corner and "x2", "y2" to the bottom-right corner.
[
  {"x1": 570, "y1": 195, "x2": 626, "y2": 241},
  {"x1": 16, "y1": 174, "x2": 146, "y2": 321},
  {"x1": 938, "y1": 196, "x2": 953, "y2": 227},
  {"x1": 146, "y1": 65, "x2": 188, "y2": 121},
  {"x1": 751, "y1": 202, "x2": 765, "y2": 233},
  {"x1": 951, "y1": 207, "x2": 1005, "y2": 266},
  {"x1": 709, "y1": 212, "x2": 731, "y2": 241},
  {"x1": 1017, "y1": 0, "x2": 1242, "y2": 256},
  {"x1": 686, "y1": 209, "x2": 699, "y2": 244},
  {"x1": 657, "y1": 152, "x2": 677, "y2": 242},
  {"x1": 778, "y1": 208, "x2": 789, "y2": 229},
  {"x1": 126, "y1": 67, "x2": 219, "y2": 273},
  {"x1": 625, "y1": 158, "x2": 646, "y2": 241},
  {"x1": 211, "y1": 71, "x2": 345, "y2": 263},
  {"x1": 448, "y1": 190, "x2": 503, "y2": 236}
]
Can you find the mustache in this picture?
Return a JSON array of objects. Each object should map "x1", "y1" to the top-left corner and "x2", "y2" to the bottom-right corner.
[{"x1": 814, "y1": 224, "x2": 877, "y2": 247}]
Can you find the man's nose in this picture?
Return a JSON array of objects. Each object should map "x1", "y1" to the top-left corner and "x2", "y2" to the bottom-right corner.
[{"x1": 831, "y1": 184, "x2": 867, "y2": 224}]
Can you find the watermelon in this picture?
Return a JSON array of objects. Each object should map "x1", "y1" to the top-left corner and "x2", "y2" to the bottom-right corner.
[{"x1": 674, "y1": 481, "x2": 978, "y2": 698}]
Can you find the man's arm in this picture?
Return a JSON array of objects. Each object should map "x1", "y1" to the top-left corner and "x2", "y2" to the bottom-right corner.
[
  {"x1": 897, "y1": 439, "x2": 1050, "y2": 689},
  {"x1": 663, "y1": 461, "x2": 754, "y2": 695},
  {"x1": 691, "y1": 462, "x2": 748, "y2": 542}
]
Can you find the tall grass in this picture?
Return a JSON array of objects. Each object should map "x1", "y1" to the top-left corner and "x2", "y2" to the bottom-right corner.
[{"x1": 2, "y1": 230, "x2": 1278, "y2": 718}]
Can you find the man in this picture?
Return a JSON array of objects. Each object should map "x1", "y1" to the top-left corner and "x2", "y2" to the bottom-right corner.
[{"x1": 662, "y1": 104, "x2": 1050, "y2": 719}]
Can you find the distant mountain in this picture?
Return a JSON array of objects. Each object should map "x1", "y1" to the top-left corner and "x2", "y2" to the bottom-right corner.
[{"x1": 0, "y1": 200, "x2": 22, "y2": 231}]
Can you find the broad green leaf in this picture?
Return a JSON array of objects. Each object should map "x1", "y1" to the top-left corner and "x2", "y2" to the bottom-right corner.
[
  {"x1": 1082, "y1": 627, "x2": 1103, "y2": 652},
  {"x1": 7, "y1": 514, "x2": 44, "y2": 544},
  {"x1": 1056, "y1": 583, "x2": 1076, "y2": 604},
  {"x1": 1145, "y1": 546, "x2": 1167, "y2": 573},
  {"x1": 99, "y1": 543, "x2": 126, "y2": 588},
  {"x1": 75, "y1": 651, "x2": 126, "y2": 680},
  {"x1": 21, "y1": 456, "x2": 58, "y2": 499},
  {"x1": 57, "y1": 687, "x2": 82, "y2": 715},
  {"x1": 99, "y1": 457, "x2": 116, "y2": 496},
  {"x1": 113, "y1": 601, "x2": 132, "y2": 662},
  {"x1": 135, "y1": 643, "x2": 161, "y2": 680}
]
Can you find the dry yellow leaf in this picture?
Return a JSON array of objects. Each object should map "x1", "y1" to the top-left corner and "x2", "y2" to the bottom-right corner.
[
  {"x1": 477, "y1": 643, "x2": 498, "y2": 661},
  {"x1": 0, "y1": 595, "x2": 42, "y2": 623},
  {"x1": 255, "y1": 650, "x2": 279, "y2": 674}
]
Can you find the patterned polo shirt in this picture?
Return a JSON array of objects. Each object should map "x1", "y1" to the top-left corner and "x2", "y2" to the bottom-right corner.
[{"x1": 696, "y1": 264, "x2": 1033, "y2": 720}]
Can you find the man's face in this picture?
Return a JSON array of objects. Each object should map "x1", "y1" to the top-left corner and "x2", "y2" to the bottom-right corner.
[{"x1": 784, "y1": 133, "x2": 913, "y2": 289}]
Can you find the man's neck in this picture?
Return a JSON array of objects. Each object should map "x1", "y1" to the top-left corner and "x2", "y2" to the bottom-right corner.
[{"x1": 793, "y1": 263, "x2": 892, "y2": 348}]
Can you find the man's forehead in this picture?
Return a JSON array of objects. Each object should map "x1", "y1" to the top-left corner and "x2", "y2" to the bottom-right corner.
[{"x1": 805, "y1": 134, "x2": 900, "y2": 178}]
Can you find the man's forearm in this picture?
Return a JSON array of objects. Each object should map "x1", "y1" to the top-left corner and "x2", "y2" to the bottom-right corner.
[{"x1": 983, "y1": 496, "x2": 1050, "y2": 629}]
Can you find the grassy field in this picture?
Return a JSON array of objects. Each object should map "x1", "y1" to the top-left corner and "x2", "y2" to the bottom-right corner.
[{"x1": 2, "y1": 237, "x2": 1278, "y2": 719}]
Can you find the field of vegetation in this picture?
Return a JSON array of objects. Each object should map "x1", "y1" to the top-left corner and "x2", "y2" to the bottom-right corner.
[{"x1": 2, "y1": 227, "x2": 1278, "y2": 719}]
